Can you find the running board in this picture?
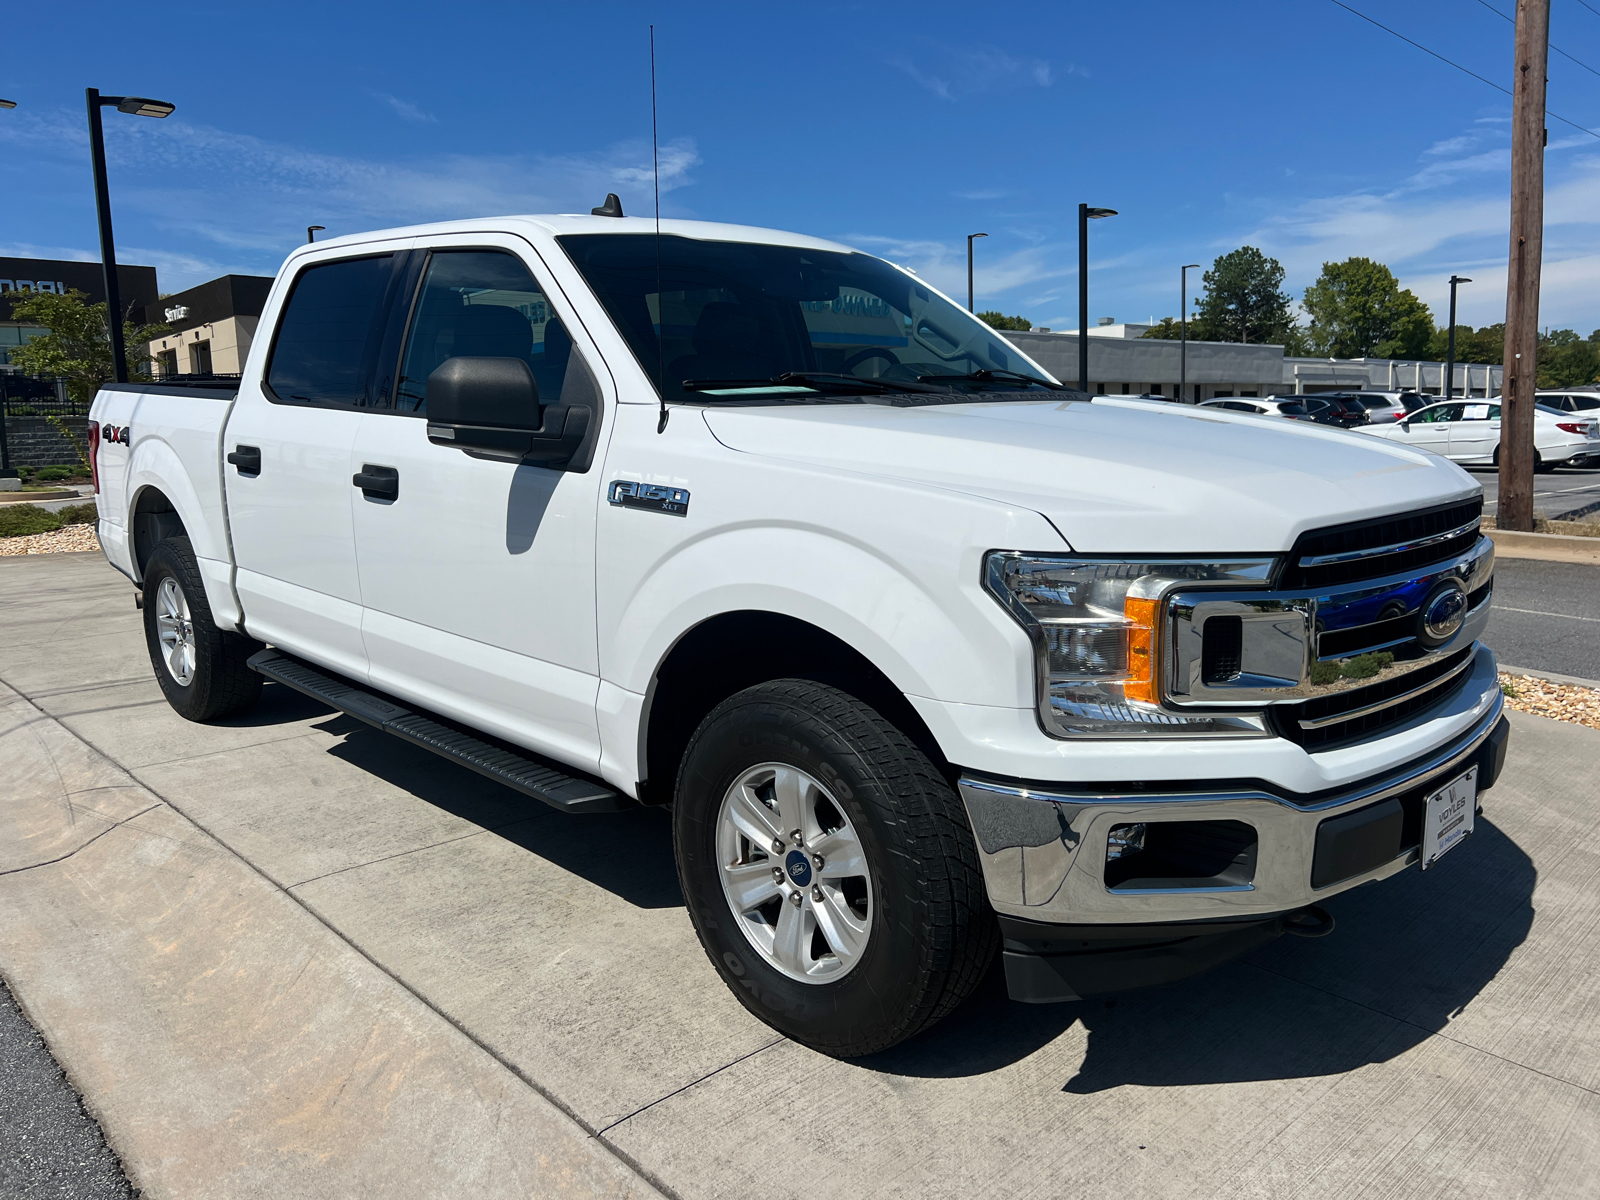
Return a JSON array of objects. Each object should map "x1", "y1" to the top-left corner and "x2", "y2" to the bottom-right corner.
[{"x1": 247, "y1": 649, "x2": 630, "y2": 814}]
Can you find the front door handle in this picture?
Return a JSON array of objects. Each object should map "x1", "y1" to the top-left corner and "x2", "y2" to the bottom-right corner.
[
  {"x1": 227, "y1": 445, "x2": 261, "y2": 475},
  {"x1": 352, "y1": 464, "x2": 399, "y2": 501}
]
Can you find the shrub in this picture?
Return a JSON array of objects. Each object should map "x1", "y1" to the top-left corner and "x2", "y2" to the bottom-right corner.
[
  {"x1": 1340, "y1": 651, "x2": 1396, "y2": 680},
  {"x1": 1310, "y1": 661, "x2": 1342, "y2": 685},
  {"x1": 55, "y1": 502, "x2": 99, "y2": 526},
  {"x1": 35, "y1": 465, "x2": 73, "y2": 482},
  {"x1": 0, "y1": 504, "x2": 63, "y2": 538}
]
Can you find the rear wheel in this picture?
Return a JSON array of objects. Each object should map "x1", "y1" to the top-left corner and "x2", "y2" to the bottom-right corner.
[
  {"x1": 142, "y1": 536, "x2": 263, "y2": 721},
  {"x1": 673, "y1": 679, "x2": 997, "y2": 1057}
]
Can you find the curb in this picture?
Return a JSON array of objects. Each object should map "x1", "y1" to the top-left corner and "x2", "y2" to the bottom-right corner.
[
  {"x1": 0, "y1": 490, "x2": 79, "y2": 504},
  {"x1": 1498, "y1": 664, "x2": 1600, "y2": 691},
  {"x1": 1487, "y1": 527, "x2": 1600, "y2": 565}
]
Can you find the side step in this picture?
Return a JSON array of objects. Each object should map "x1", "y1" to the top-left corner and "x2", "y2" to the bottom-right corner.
[{"x1": 247, "y1": 649, "x2": 630, "y2": 814}]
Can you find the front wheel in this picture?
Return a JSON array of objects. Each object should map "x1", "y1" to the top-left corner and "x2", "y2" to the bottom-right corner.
[
  {"x1": 673, "y1": 679, "x2": 997, "y2": 1057},
  {"x1": 142, "y1": 535, "x2": 263, "y2": 722}
]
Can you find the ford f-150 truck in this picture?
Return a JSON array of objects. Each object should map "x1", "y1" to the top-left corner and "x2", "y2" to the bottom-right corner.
[{"x1": 88, "y1": 208, "x2": 1510, "y2": 1057}]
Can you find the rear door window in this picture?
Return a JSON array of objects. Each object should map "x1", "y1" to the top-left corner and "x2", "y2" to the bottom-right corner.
[{"x1": 266, "y1": 255, "x2": 398, "y2": 407}]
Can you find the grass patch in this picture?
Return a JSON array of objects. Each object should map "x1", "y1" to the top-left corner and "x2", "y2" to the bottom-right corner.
[{"x1": 0, "y1": 502, "x2": 97, "y2": 538}]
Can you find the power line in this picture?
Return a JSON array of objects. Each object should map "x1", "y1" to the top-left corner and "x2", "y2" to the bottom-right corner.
[
  {"x1": 1327, "y1": 0, "x2": 1600, "y2": 140},
  {"x1": 1576, "y1": 0, "x2": 1600, "y2": 20},
  {"x1": 1472, "y1": 0, "x2": 1600, "y2": 82}
]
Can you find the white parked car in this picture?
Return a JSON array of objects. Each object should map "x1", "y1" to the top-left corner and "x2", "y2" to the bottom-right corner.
[
  {"x1": 1200, "y1": 397, "x2": 1315, "y2": 420},
  {"x1": 1358, "y1": 398, "x2": 1600, "y2": 471},
  {"x1": 1537, "y1": 390, "x2": 1600, "y2": 415},
  {"x1": 87, "y1": 210, "x2": 1510, "y2": 1056}
]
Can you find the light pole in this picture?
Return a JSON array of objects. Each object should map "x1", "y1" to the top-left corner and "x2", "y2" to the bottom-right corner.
[
  {"x1": 1444, "y1": 275, "x2": 1471, "y2": 399},
  {"x1": 86, "y1": 89, "x2": 175, "y2": 384},
  {"x1": 1078, "y1": 203, "x2": 1117, "y2": 392},
  {"x1": 307, "y1": 225, "x2": 325, "y2": 244},
  {"x1": 0, "y1": 100, "x2": 17, "y2": 485},
  {"x1": 966, "y1": 232, "x2": 987, "y2": 313},
  {"x1": 1180, "y1": 263, "x2": 1201, "y2": 403}
]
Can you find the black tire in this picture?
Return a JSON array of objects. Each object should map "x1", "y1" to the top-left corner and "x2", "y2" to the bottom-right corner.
[
  {"x1": 673, "y1": 679, "x2": 997, "y2": 1057},
  {"x1": 142, "y1": 535, "x2": 263, "y2": 722}
]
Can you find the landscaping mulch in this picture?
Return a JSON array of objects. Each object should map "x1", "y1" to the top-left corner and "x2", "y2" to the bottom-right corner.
[
  {"x1": 0, "y1": 524, "x2": 101, "y2": 557},
  {"x1": 1499, "y1": 672, "x2": 1600, "y2": 732}
]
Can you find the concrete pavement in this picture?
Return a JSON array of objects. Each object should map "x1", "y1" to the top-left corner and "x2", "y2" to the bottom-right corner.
[{"x1": 3, "y1": 551, "x2": 1599, "y2": 1198}]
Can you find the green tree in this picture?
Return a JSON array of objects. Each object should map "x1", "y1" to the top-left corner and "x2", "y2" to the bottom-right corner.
[
  {"x1": 1193, "y1": 247, "x2": 1299, "y2": 345},
  {"x1": 1425, "y1": 323, "x2": 1507, "y2": 366},
  {"x1": 977, "y1": 311, "x2": 1031, "y2": 331},
  {"x1": 1301, "y1": 258, "x2": 1434, "y2": 359},
  {"x1": 1141, "y1": 315, "x2": 1217, "y2": 341},
  {"x1": 1537, "y1": 328, "x2": 1600, "y2": 388},
  {"x1": 4, "y1": 289, "x2": 169, "y2": 405}
]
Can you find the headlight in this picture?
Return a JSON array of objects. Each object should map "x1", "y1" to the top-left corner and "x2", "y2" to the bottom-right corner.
[{"x1": 984, "y1": 553, "x2": 1277, "y2": 738}]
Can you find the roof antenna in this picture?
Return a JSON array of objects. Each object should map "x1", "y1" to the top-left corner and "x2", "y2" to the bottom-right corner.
[
  {"x1": 651, "y1": 24, "x2": 668, "y2": 434},
  {"x1": 591, "y1": 193, "x2": 623, "y2": 217}
]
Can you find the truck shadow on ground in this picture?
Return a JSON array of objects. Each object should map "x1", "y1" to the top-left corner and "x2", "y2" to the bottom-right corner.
[
  {"x1": 867, "y1": 818, "x2": 1534, "y2": 1092},
  {"x1": 303, "y1": 704, "x2": 683, "y2": 910}
]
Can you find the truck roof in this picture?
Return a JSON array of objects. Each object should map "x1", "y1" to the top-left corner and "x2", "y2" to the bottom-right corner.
[{"x1": 299, "y1": 214, "x2": 859, "y2": 257}]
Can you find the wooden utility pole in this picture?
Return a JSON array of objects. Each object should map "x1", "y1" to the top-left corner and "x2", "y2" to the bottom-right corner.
[{"x1": 1498, "y1": 0, "x2": 1549, "y2": 532}]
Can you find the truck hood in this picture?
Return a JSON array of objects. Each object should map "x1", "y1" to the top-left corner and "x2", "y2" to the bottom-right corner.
[{"x1": 701, "y1": 398, "x2": 1480, "y2": 554}]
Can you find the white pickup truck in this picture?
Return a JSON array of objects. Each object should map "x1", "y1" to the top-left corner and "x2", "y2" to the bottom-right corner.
[{"x1": 88, "y1": 206, "x2": 1509, "y2": 1056}]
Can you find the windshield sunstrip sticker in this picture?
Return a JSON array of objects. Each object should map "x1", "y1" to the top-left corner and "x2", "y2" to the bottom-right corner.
[{"x1": 608, "y1": 480, "x2": 690, "y2": 517}]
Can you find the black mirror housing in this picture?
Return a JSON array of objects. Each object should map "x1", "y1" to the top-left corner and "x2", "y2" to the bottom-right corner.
[
  {"x1": 425, "y1": 355, "x2": 591, "y2": 468},
  {"x1": 426, "y1": 357, "x2": 541, "y2": 428}
]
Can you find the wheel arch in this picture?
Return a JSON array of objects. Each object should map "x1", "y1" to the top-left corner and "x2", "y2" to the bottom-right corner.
[
  {"x1": 129, "y1": 484, "x2": 187, "y2": 580},
  {"x1": 639, "y1": 609, "x2": 949, "y2": 806}
]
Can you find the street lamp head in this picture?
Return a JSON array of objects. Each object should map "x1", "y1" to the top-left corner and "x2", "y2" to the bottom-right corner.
[
  {"x1": 307, "y1": 225, "x2": 326, "y2": 243},
  {"x1": 114, "y1": 97, "x2": 175, "y2": 118},
  {"x1": 969, "y1": 232, "x2": 988, "y2": 240},
  {"x1": 1085, "y1": 207, "x2": 1118, "y2": 219},
  {"x1": 1183, "y1": 262, "x2": 1201, "y2": 270},
  {"x1": 1449, "y1": 275, "x2": 1473, "y2": 285},
  {"x1": 0, "y1": 99, "x2": 16, "y2": 110}
]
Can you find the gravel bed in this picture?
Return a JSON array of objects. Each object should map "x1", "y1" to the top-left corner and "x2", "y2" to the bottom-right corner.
[
  {"x1": 1499, "y1": 673, "x2": 1600, "y2": 732},
  {"x1": 0, "y1": 525, "x2": 101, "y2": 557}
]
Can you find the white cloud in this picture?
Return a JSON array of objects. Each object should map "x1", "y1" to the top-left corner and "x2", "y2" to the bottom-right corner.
[
  {"x1": 891, "y1": 44, "x2": 1068, "y2": 102},
  {"x1": 0, "y1": 107, "x2": 701, "y2": 289},
  {"x1": 841, "y1": 232, "x2": 1074, "y2": 301},
  {"x1": 372, "y1": 92, "x2": 437, "y2": 124}
]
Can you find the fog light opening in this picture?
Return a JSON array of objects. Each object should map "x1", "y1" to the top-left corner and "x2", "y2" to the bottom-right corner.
[{"x1": 1106, "y1": 823, "x2": 1147, "y2": 861}]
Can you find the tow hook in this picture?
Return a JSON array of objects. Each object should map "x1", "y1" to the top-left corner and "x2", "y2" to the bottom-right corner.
[{"x1": 1282, "y1": 905, "x2": 1336, "y2": 938}]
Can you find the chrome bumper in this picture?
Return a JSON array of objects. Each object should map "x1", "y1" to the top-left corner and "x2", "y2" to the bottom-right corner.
[{"x1": 958, "y1": 645, "x2": 1506, "y2": 925}]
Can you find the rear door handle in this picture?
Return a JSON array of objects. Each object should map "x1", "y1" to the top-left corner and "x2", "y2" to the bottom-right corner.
[
  {"x1": 227, "y1": 445, "x2": 261, "y2": 475},
  {"x1": 352, "y1": 464, "x2": 399, "y2": 501}
]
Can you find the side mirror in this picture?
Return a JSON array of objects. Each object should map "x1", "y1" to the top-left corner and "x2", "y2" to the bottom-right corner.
[
  {"x1": 424, "y1": 356, "x2": 590, "y2": 468},
  {"x1": 1399, "y1": 421, "x2": 1411, "y2": 432}
]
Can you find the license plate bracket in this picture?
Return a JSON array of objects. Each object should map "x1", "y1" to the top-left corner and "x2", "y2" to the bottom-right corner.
[{"x1": 1421, "y1": 766, "x2": 1477, "y2": 870}]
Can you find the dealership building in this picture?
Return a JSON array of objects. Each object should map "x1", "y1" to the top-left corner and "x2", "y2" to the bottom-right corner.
[
  {"x1": 1004, "y1": 321, "x2": 1503, "y2": 400},
  {"x1": 143, "y1": 274, "x2": 274, "y2": 377},
  {"x1": 1, "y1": 257, "x2": 160, "y2": 371}
]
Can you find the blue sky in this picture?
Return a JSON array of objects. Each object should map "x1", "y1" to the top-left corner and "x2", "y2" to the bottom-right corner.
[{"x1": 4, "y1": 0, "x2": 1599, "y2": 336}]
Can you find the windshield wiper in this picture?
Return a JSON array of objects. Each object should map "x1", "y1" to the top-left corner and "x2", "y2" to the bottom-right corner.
[
  {"x1": 681, "y1": 372, "x2": 947, "y2": 396},
  {"x1": 915, "y1": 368, "x2": 1065, "y2": 390}
]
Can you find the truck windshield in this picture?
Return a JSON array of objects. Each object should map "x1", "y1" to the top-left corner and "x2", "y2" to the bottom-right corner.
[{"x1": 557, "y1": 234, "x2": 1060, "y2": 402}]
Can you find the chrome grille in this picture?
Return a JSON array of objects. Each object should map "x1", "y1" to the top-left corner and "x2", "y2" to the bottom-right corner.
[
  {"x1": 1279, "y1": 498, "x2": 1483, "y2": 591},
  {"x1": 1270, "y1": 646, "x2": 1477, "y2": 750}
]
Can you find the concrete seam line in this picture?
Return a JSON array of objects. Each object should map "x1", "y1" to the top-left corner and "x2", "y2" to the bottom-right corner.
[
  {"x1": 0, "y1": 802, "x2": 164, "y2": 878},
  {"x1": 0, "y1": 670, "x2": 684, "y2": 1200},
  {"x1": 591, "y1": 1037, "x2": 787, "y2": 1139},
  {"x1": 284, "y1": 815, "x2": 552, "y2": 890},
  {"x1": 1242, "y1": 960, "x2": 1600, "y2": 1099}
]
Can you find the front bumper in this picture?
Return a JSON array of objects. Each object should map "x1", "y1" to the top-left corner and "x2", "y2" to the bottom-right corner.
[{"x1": 959, "y1": 650, "x2": 1508, "y2": 928}]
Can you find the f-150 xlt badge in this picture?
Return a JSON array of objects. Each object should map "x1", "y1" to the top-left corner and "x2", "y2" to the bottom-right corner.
[{"x1": 608, "y1": 480, "x2": 689, "y2": 517}]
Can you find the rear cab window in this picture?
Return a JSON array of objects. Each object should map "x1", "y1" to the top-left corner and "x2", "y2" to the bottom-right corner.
[{"x1": 265, "y1": 254, "x2": 407, "y2": 408}]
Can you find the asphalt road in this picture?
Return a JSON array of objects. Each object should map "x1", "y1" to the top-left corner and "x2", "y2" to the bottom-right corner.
[
  {"x1": 0, "y1": 975, "x2": 134, "y2": 1200},
  {"x1": 1468, "y1": 463, "x2": 1600, "y2": 520},
  {"x1": 1485, "y1": 556, "x2": 1600, "y2": 681}
]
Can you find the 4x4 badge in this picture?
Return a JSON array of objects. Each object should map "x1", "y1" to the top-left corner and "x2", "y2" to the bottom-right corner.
[{"x1": 608, "y1": 480, "x2": 689, "y2": 517}]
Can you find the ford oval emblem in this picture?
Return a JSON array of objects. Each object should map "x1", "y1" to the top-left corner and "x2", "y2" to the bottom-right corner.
[
  {"x1": 783, "y1": 849, "x2": 813, "y2": 888},
  {"x1": 1421, "y1": 581, "x2": 1468, "y2": 644}
]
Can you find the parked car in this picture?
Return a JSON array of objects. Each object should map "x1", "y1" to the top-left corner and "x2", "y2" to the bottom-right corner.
[
  {"x1": 1200, "y1": 397, "x2": 1315, "y2": 421},
  {"x1": 87, "y1": 209, "x2": 1510, "y2": 1057},
  {"x1": 1357, "y1": 399, "x2": 1600, "y2": 471},
  {"x1": 1537, "y1": 390, "x2": 1600, "y2": 415},
  {"x1": 1299, "y1": 394, "x2": 1371, "y2": 428}
]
